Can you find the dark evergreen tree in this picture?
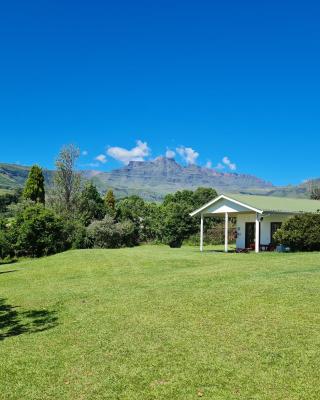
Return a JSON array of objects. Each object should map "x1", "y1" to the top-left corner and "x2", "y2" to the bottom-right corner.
[
  {"x1": 23, "y1": 165, "x2": 45, "y2": 204},
  {"x1": 104, "y1": 189, "x2": 115, "y2": 212},
  {"x1": 78, "y1": 182, "x2": 105, "y2": 225}
]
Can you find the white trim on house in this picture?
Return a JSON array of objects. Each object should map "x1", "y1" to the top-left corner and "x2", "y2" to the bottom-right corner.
[{"x1": 189, "y1": 194, "x2": 263, "y2": 217}]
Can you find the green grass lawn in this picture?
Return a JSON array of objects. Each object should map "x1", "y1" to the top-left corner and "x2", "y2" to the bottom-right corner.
[{"x1": 1, "y1": 246, "x2": 320, "y2": 399}]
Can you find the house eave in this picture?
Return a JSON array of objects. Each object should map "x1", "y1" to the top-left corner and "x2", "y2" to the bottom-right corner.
[{"x1": 189, "y1": 194, "x2": 263, "y2": 217}]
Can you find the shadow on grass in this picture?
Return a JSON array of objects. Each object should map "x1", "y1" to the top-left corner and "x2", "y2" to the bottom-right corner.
[
  {"x1": 0, "y1": 258, "x2": 18, "y2": 266},
  {"x1": 0, "y1": 298, "x2": 58, "y2": 341},
  {"x1": 197, "y1": 249, "x2": 237, "y2": 254},
  {"x1": 0, "y1": 270, "x2": 18, "y2": 275}
]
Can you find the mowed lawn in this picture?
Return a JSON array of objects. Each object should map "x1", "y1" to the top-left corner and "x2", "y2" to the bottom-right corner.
[{"x1": 1, "y1": 246, "x2": 320, "y2": 399}]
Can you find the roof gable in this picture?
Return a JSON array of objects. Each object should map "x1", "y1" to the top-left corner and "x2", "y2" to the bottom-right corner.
[{"x1": 190, "y1": 194, "x2": 262, "y2": 216}]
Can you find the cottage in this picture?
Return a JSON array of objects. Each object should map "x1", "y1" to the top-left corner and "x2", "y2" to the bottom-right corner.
[{"x1": 190, "y1": 194, "x2": 320, "y2": 253}]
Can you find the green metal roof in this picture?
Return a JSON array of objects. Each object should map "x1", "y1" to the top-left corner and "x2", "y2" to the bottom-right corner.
[{"x1": 226, "y1": 194, "x2": 320, "y2": 214}]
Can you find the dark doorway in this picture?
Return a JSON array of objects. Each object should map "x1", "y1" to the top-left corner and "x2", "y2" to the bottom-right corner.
[{"x1": 245, "y1": 222, "x2": 256, "y2": 248}]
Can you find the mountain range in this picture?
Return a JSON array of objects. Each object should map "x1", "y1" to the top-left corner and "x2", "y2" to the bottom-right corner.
[{"x1": 0, "y1": 157, "x2": 317, "y2": 201}]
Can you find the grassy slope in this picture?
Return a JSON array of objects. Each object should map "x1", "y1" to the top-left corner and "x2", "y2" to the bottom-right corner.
[
  {"x1": 0, "y1": 188, "x2": 13, "y2": 195},
  {"x1": 1, "y1": 246, "x2": 320, "y2": 399}
]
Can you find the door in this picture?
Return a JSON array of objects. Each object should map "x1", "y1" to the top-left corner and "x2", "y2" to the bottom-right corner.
[{"x1": 245, "y1": 222, "x2": 255, "y2": 248}]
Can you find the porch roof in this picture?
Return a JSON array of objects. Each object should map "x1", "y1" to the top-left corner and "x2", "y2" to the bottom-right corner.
[{"x1": 190, "y1": 194, "x2": 320, "y2": 216}]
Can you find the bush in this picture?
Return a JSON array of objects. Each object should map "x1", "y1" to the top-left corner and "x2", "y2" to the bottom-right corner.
[
  {"x1": 0, "y1": 219, "x2": 15, "y2": 260},
  {"x1": 274, "y1": 213, "x2": 320, "y2": 251},
  {"x1": 116, "y1": 219, "x2": 137, "y2": 247},
  {"x1": 62, "y1": 219, "x2": 88, "y2": 249},
  {"x1": 87, "y1": 215, "x2": 137, "y2": 248},
  {"x1": 14, "y1": 204, "x2": 67, "y2": 257},
  {"x1": 115, "y1": 196, "x2": 160, "y2": 243},
  {"x1": 0, "y1": 189, "x2": 22, "y2": 215}
]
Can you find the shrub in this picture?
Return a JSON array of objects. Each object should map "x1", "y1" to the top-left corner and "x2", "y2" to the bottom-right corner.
[
  {"x1": 62, "y1": 219, "x2": 88, "y2": 249},
  {"x1": 14, "y1": 204, "x2": 67, "y2": 257},
  {"x1": 0, "y1": 189, "x2": 22, "y2": 215},
  {"x1": 116, "y1": 219, "x2": 137, "y2": 247},
  {"x1": 87, "y1": 216, "x2": 137, "y2": 248},
  {"x1": 274, "y1": 213, "x2": 320, "y2": 251},
  {"x1": 0, "y1": 219, "x2": 15, "y2": 260},
  {"x1": 115, "y1": 196, "x2": 156, "y2": 242}
]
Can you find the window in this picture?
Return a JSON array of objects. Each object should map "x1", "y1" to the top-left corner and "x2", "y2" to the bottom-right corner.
[{"x1": 270, "y1": 222, "x2": 282, "y2": 243}]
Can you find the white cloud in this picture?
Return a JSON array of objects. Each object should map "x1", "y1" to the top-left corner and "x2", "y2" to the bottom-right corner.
[
  {"x1": 82, "y1": 150, "x2": 88, "y2": 156},
  {"x1": 95, "y1": 154, "x2": 107, "y2": 164},
  {"x1": 107, "y1": 140, "x2": 150, "y2": 164},
  {"x1": 205, "y1": 160, "x2": 212, "y2": 169},
  {"x1": 215, "y1": 162, "x2": 225, "y2": 170},
  {"x1": 165, "y1": 149, "x2": 176, "y2": 159},
  {"x1": 176, "y1": 146, "x2": 199, "y2": 165},
  {"x1": 222, "y1": 156, "x2": 237, "y2": 171},
  {"x1": 85, "y1": 162, "x2": 99, "y2": 168}
]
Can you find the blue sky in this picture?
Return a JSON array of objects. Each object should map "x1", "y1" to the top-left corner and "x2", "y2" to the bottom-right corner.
[{"x1": 0, "y1": 0, "x2": 319, "y2": 185}]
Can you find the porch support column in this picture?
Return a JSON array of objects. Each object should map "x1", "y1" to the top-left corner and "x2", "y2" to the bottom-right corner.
[
  {"x1": 255, "y1": 213, "x2": 260, "y2": 253},
  {"x1": 224, "y1": 212, "x2": 228, "y2": 253},
  {"x1": 200, "y1": 213, "x2": 204, "y2": 252}
]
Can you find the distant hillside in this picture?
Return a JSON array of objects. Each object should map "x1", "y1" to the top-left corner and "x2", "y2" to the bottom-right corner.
[
  {"x1": 0, "y1": 163, "x2": 54, "y2": 191},
  {"x1": 91, "y1": 157, "x2": 274, "y2": 200},
  {"x1": 0, "y1": 159, "x2": 317, "y2": 201}
]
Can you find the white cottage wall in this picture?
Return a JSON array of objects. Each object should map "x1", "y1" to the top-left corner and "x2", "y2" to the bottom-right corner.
[{"x1": 236, "y1": 214, "x2": 290, "y2": 249}]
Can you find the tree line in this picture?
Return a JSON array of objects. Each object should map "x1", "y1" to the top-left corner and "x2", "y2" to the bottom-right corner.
[
  {"x1": 1, "y1": 144, "x2": 320, "y2": 261},
  {"x1": 0, "y1": 144, "x2": 219, "y2": 261}
]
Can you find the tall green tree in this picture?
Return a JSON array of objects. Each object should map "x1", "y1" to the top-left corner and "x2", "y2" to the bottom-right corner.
[
  {"x1": 104, "y1": 189, "x2": 115, "y2": 212},
  {"x1": 159, "y1": 202, "x2": 193, "y2": 248},
  {"x1": 192, "y1": 187, "x2": 218, "y2": 208},
  {"x1": 51, "y1": 144, "x2": 81, "y2": 217},
  {"x1": 23, "y1": 165, "x2": 45, "y2": 204},
  {"x1": 159, "y1": 187, "x2": 219, "y2": 247},
  {"x1": 79, "y1": 182, "x2": 105, "y2": 225}
]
